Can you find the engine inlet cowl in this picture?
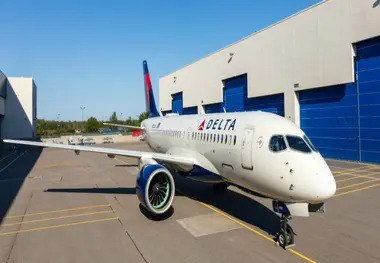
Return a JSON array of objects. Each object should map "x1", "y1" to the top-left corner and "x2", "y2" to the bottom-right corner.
[{"x1": 136, "y1": 164, "x2": 175, "y2": 215}]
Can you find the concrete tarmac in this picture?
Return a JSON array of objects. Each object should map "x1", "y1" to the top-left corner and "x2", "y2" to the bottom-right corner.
[{"x1": 0, "y1": 141, "x2": 379, "y2": 263}]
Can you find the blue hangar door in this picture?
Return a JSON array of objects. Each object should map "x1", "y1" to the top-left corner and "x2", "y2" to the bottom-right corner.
[
  {"x1": 223, "y1": 74, "x2": 247, "y2": 112},
  {"x1": 299, "y1": 85, "x2": 359, "y2": 161},
  {"x1": 299, "y1": 35, "x2": 380, "y2": 163},
  {"x1": 171, "y1": 92, "x2": 183, "y2": 115},
  {"x1": 182, "y1": 106, "x2": 198, "y2": 115},
  {"x1": 356, "y1": 36, "x2": 380, "y2": 163},
  {"x1": 245, "y1": 93, "x2": 285, "y2": 116}
]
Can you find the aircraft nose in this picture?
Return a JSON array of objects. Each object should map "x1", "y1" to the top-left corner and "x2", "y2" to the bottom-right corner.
[{"x1": 315, "y1": 171, "x2": 336, "y2": 202}]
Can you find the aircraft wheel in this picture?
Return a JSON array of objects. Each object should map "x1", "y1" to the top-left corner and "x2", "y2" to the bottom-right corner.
[
  {"x1": 278, "y1": 229, "x2": 288, "y2": 249},
  {"x1": 278, "y1": 224, "x2": 294, "y2": 249}
]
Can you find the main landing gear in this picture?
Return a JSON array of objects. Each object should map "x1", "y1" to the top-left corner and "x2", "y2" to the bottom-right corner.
[{"x1": 278, "y1": 214, "x2": 296, "y2": 249}]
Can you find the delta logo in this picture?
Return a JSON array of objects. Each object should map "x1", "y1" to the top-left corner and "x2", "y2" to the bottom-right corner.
[{"x1": 198, "y1": 119, "x2": 237, "y2": 131}]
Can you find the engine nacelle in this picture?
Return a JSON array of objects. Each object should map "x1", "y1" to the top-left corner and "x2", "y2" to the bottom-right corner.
[{"x1": 136, "y1": 164, "x2": 175, "y2": 215}]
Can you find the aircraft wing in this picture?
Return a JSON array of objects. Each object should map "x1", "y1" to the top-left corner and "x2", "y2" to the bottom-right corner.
[
  {"x1": 3, "y1": 139, "x2": 194, "y2": 166},
  {"x1": 103, "y1": 123, "x2": 143, "y2": 130}
]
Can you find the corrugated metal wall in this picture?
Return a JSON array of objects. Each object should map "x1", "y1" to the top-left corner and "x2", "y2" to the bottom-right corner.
[
  {"x1": 356, "y1": 36, "x2": 380, "y2": 163},
  {"x1": 299, "y1": 36, "x2": 380, "y2": 163}
]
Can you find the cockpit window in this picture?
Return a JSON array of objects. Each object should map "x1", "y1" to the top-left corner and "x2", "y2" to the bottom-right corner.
[
  {"x1": 303, "y1": 135, "x2": 318, "y2": 152},
  {"x1": 286, "y1": 135, "x2": 311, "y2": 153},
  {"x1": 269, "y1": 135, "x2": 287, "y2": 152}
]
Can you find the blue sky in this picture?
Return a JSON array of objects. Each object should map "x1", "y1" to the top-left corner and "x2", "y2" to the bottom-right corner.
[{"x1": 0, "y1": 0, "x2": 321, "y2": 121}]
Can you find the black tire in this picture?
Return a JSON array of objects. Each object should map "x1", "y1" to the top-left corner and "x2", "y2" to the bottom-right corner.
[
  {"x1": 278, "y1": 229, "x2": 288, "y2": 249},
  {"x1": 286, "y1": 224, "x2": 294, "y2": 245}
]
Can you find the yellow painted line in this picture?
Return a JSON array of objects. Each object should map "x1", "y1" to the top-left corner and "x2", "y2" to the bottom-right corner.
[
  {"x1": 334, "y1": 165, "x2": 380, "y2": 177},
  {"x1": 334, "y1": 173, "x2": 378, "y2": 181},
  {"x1": 334, "y1": 183, "x2": 380, "y2": 197},
  {"x1": 333, "y1": 165, "x2": 373, "y2": 174},
  {"x1": 114, "y1": 157, "x2": 316, "y2": 263},
  {"x1": 0, "y1": 217, "x2": 119, "y2": 236},
  {"x1": 0, "y1": 210, "x2": 113, "y2": 227},
  {"x1": 3, "y1": 204, "x2": 111, "y2": 219},
  {"x1": 336, "y1": 170, "x2": 380, "y2": 183},
  {"x1": 199, "y1": 201, "x2": 316, "y2": 263},
  {"x1": 200, "y1": 201, "x2": 274, "y2": 242},
  {"x1": 336, "y1": 178, "x2": 380, "y2": 191},
  {"x1": 336, "y1": 174, "x2": 373, "y2": 183},
  {"x1": 115, "y1": 157, "x2": 138, "y2": 167}
]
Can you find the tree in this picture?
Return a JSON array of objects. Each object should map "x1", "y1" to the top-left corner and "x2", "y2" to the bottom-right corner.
[
  {"x1": 139, "y1": 112, "x2": 149, "y2": 122},
  {"x1": 85, "y1": 117, "x2": 100, "y2": 132},
  {"x1": 109, "y1": 112, "x2": 118, "y2": 123}
]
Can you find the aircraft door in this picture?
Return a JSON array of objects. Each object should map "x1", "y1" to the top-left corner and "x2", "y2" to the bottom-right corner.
[{"x1": 241, "y1": 127, "x2": 254, "y2": 170}]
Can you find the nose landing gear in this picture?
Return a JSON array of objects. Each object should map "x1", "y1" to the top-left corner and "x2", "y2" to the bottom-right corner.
[
  {"x1": 278, "y1": 214, "x2": 296, "y2": 249},
  {"x1": 272, "y1": 201, "x2": 297, "y2": 249}
]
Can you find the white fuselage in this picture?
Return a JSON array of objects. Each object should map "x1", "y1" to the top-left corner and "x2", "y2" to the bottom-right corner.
[{"x1": 140, "y1": 111, "x2": 336, "y2": 204}]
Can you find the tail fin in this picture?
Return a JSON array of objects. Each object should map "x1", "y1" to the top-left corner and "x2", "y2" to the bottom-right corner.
[{"x1": 143, "y1": 60, "x2": 160, "y2": 118}]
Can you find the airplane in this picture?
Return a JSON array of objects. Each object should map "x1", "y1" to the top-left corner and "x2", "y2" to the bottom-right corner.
[{"x1": 4, "y1": 60, "x2": 336, "y2": 249}]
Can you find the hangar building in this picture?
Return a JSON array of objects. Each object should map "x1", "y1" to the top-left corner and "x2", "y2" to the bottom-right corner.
[
  {"x1": 159, "y1": 0, "x2": 380, "y2": 164},
  {"x1": 0, "y1": 70, "x2": 37, "y2": 140}
]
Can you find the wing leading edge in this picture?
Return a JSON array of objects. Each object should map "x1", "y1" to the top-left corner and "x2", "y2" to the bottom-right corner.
[{"x1": 3, "y1": 139, "x2": 194, "y2": 166}]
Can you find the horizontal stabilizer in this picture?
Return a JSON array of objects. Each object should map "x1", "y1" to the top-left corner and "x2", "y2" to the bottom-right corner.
[{"x1": 103, "y1": 123, "x2": 143, "y2": 130}]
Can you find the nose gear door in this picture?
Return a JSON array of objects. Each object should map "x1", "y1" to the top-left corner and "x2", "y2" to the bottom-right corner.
[{"x1": 241, "y1": 127, "x2": 254, "y2": 170}]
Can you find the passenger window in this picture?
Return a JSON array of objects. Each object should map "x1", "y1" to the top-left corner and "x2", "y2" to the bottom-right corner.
[
  {"x1": 286, "y1": 135, "x2": 311, "y2": 153},
  {"x1": 269, "y1": 135, "x2": 287, "y2": 152}
]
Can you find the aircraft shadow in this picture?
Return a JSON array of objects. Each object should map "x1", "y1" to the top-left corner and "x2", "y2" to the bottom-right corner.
[
  {"x1": 0, "y1": 142, "x2": 42, "y2": 225},
  {"x1": 45, "y1": 172, "x2": 280, "y2": 238},
  {"x1": 172, "y1": 174, "x2": 281, "y2": 238}
]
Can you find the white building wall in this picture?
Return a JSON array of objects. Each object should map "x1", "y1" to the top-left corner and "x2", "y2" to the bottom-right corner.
[
  {"x1": 2, "y1": 77, "x2": 37, "y2": 139},
  {"x1": 159, "y1": 0, "x2": 380, "y2": 122}
]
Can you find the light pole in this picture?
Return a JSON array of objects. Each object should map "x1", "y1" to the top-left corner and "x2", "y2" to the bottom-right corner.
[
  {"x1": 57, "y1": 113, "x2": 60, "y2": 130},
  {"x1": 80, "y1": 106, "x2": 86, "y2": 132}
]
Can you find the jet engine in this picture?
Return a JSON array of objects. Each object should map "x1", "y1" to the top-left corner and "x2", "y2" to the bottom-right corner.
[{"x1": 136, "y1": 164, "x2": 175, "y2": 215}]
